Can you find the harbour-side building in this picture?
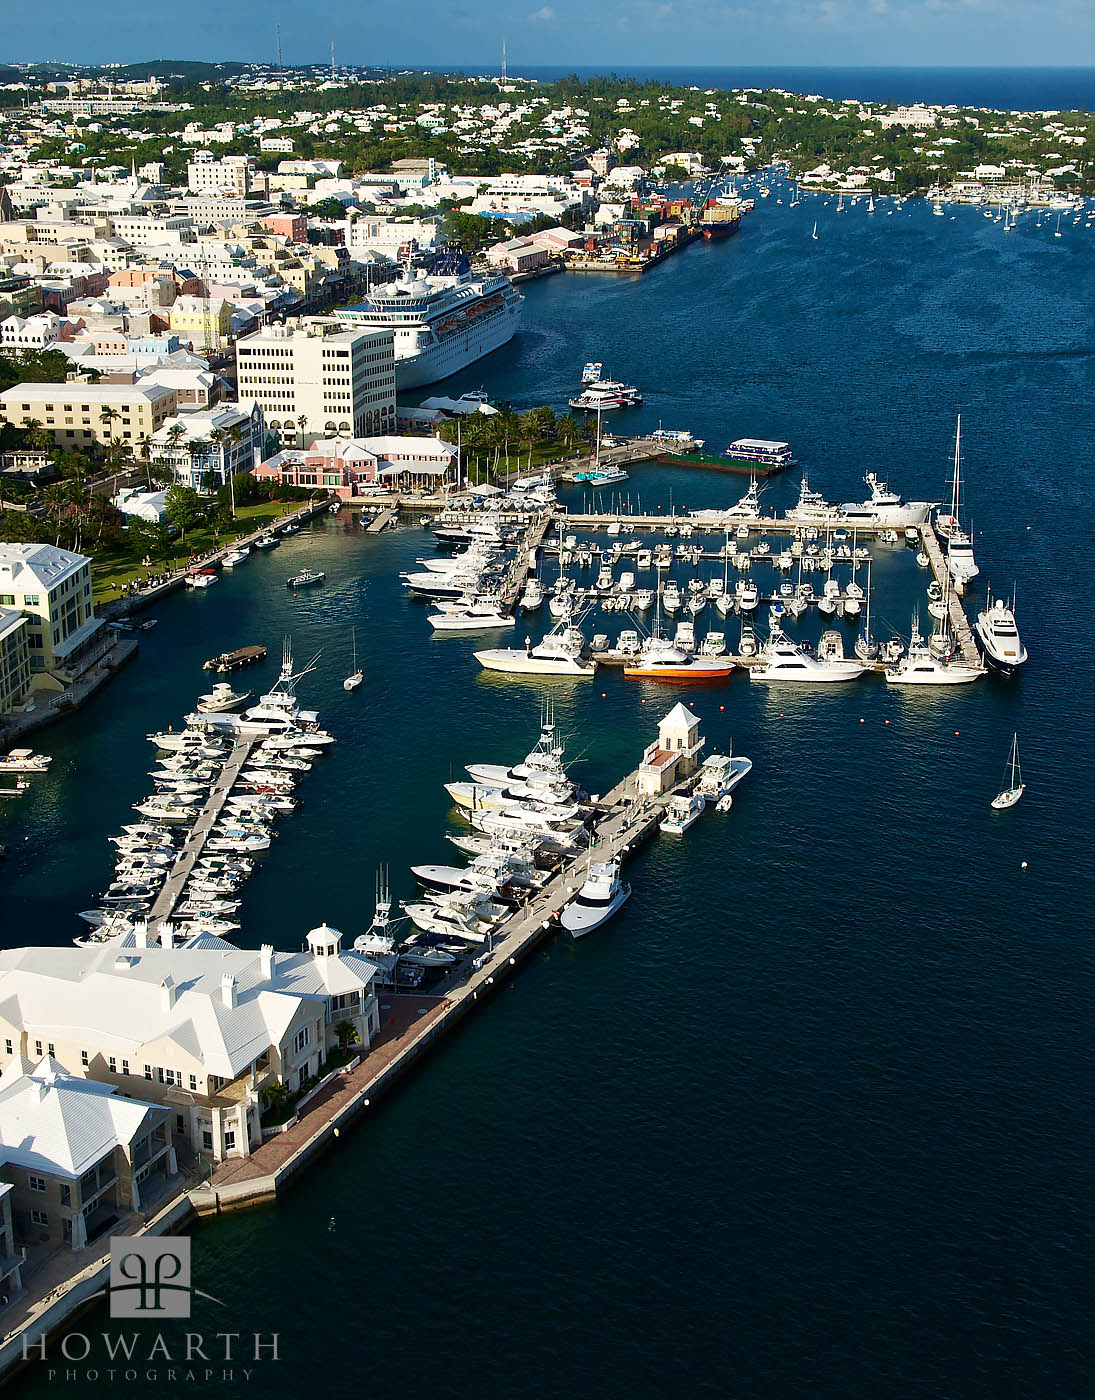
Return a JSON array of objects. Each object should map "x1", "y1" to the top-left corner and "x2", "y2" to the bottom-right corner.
[
  {"x1": 235, "y1": 321, "x2": 396, "y2": 447},
  {"x1": 0, "y1": 543, "x2": 106, "y2": 695},
  {"x1": 253, "y1": 433, "x2": 456, "y2": 497},
  {"x1": 0, "y1": 610, "x2": 31, "y2": 714},
  {"x1": 0, "y1": 380, "x2": 177, "y2": 449},
  {"x1": 0, "y1": 926, "x2": 380, "y2": 1165},
  {"x1": 0, "y1": 1056, "x2": 175, "y2": 1252}
]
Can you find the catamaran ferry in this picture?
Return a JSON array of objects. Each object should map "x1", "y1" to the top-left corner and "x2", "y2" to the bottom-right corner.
[
  {"x1": 722, "y1": 439, "x2": 796, "y2": 469},
  {"x1": 335, "y1": 260, "x2": 523, "y2": 390}
]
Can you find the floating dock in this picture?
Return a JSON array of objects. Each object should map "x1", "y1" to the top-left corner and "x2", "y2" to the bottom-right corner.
[{"x1": 146, "y1": 736, "x2": 258, "y2": 926}]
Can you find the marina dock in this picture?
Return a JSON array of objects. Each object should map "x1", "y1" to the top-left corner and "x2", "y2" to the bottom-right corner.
[
  {"x1": 364, "y1": 507, "x2": 397, "y2": 533},
  {"x1": 919, "y1": 523, "x2": 981, "y2": 667},
  {"x1": 146, "y1": 736, "x2": 258, "y2": 925}
]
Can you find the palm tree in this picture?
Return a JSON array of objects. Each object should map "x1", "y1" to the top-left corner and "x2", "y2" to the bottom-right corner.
[
  {"x1": 296, "y1": 415, "x2": 308, "y2": 449},
  {"x1": 98, "y1": 406, "x2": 120, "y2": 446},
  {"x1": 135, "y1": 431, "x2": 153, "y2": 489},
  {"x1": 40, "y1": 482, "x2": 71, "y2": 547}
]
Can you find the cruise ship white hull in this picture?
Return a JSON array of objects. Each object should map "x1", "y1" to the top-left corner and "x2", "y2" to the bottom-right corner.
[{"x1": 394, "y1": 304, "x2": 522, "y2": 389}]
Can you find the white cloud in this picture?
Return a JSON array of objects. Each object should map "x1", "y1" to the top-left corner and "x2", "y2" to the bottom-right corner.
[{"x1": 528, "y1": 5, "x2": 556, "y2": 19}]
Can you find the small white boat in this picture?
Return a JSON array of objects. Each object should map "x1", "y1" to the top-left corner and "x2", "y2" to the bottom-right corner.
[
  {"x1": 344, "y1": 626, "x2": 364, "y2": 691},
  {"x1": 990, "y1": 733, "x2": 1025, "y2": 810},
  {"x1": 660, "y1": 791, "x2": 706, "y2": 835},
  {"x1": 185, "y1": 570, "x2": 218, "y2": 589},
  {"x1": 0, "y1": 748, "x2": 51, "y2": 773},
  {"x1": 221, "y1": 547, "x2": 250, "y2": 568}
]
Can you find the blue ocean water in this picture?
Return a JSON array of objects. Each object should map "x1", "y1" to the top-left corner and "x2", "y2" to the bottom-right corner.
[
  {"x1": 4, "y1": 186, "x2": 1095, "y2": 1397},
  {"x1": 485, "y1": 65, "x2": 1095, "y2": 112}
]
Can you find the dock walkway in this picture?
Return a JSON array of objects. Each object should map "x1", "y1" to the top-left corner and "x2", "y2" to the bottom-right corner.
[
  {"x1": 500, "y1": 510, "x2": 556, "y2": 608},
  {"x1": 364, "y1": 508, "x2": 396, "y2": 534},
  {"x1": 147, "y1": 736, "x2": 257, "y2": 924},
  {"x1": 918, "y1": 524, "x2": 981, "y2": 667}
]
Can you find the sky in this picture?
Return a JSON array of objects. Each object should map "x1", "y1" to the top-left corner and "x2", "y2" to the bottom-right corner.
[{"x1": 6, "y1": 0, "x2": 1095, "y2": 70}]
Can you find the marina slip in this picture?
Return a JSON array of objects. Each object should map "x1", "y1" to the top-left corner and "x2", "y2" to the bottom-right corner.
[{"x1": 1, "y1": 170, "x2": 1093, "y2": 1400}]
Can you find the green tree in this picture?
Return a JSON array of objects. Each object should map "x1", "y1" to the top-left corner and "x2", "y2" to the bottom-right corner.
[{"x1": 163, "y1": 484, "x2": 206, "y2": 541}]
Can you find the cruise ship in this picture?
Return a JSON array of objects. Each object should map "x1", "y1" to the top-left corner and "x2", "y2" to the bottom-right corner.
[{"x1": 335, "y1": 256, "x2": 523, "y2": 390}]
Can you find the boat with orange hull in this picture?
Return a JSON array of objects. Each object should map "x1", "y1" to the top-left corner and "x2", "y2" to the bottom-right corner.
[{"x1": 623, "y1": 639, "x2": 735, "y2": 682}]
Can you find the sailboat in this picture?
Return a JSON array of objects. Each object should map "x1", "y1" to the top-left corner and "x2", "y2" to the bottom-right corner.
[
  {"x1": 937, "y1": 415, "x2": 979, "y2": 585},
  {"x1": 811, "y1": 221, "x2": 818, "y2": 241},
  {"x1": 867, "y1": 195, "x2": 875, "y2": 214},
  {"x1": 854, "y1": 558, "x2": 878, "y2": 660},
  {"x1": 991, "y1": 733, "x2": 1025, "y2": 809},
  {"x1": 1054, "y1": 213, "x2": 1062, "y2": 238},
  {"x1": 343, "y1": 627, "x2": 364, "y2": 691}
]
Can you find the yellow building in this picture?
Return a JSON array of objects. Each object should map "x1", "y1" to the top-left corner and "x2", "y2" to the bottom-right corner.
[
  {"x1": 0, "y1": 609, "x2": 31, "y2": 713},
  {"x1": 168, "y1": 295, "x2": 233, "y2": 352},
  {"x1": 0, "y1": 544, "x2": 106, "y2": 694},
  {"x1": 0, "y1": 381, "x2": 177, "y2": 449}
]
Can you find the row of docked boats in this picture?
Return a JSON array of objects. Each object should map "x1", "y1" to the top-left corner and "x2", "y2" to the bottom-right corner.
[
  {"x1": 74, "y1": 644, "x2": 333, "y2": 944},
  {"x1": 351, "y1": 712, "x2": 751, "y2": 969}
]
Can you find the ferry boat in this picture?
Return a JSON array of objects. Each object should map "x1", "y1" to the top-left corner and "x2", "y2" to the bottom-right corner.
[
  {"x1": 581, "y1": 361, "x2": 603, "y2": 384},
  {"x1": 649, "y1": 428, "x2": 705, "y2": 452},
  {"x1": 569, "y1": 381, "x2": 642, "y2": 411},
  {"x1": 334, "y1": 258, "x2": 523, "y2": 390},
  {"x1": 722, "y1": 439, "x2": 795, "y2": 470}
]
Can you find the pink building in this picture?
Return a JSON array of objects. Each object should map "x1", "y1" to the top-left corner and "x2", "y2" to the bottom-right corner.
[
  {"x1": 261, "y1": 212, "x2": 308, "y2": 243},
  {"x1": 253, "y1": 435, "x2": 456, "y2": 498}
]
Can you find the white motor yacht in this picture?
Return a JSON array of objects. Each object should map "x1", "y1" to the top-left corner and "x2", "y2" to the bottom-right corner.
[
  {"x1": 750, "y1": 627, "x2": 866, "y2": 683},
  {"x1": 838, "y1": 473, "x2": 937, "y2": 527},
  {"x1": 975, "y1": 598, "x2": 1027, "y2": 673},
  {"x1": 475, "y1": 625, "x2": 595, "y2": 676},
  {"x1": 520, "y1": 578, "x2": 544, "y2": 612},
  {"x1": 196, "y1": 682, "x2": 251, "y2": 713},
  {"x1": 429, "y1": 596, "x2": 513, "y2": 631},
  {"x1": 559, "y1": 857, "x2": 631, "y2": 938},
  {"x1": 885, "y1": 620, "x2": 984, "y2": 685},
  {"x1": 0, "y1": 749, "x2": 52, "y2": 773},
  {"x1": 695, "y1": 753, "x2": 753, "y2": 804},
  {"x1": 735, "y1": 578, "x2": 759, "y2": 612}
]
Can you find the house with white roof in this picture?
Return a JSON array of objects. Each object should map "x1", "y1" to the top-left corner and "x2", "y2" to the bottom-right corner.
[
  {"x1": 0, "y1": 925, "x2": 380, "y2": 1164},
  {"x1": 0, "y1": 1056, "x2": 174, "y2": 1251}
]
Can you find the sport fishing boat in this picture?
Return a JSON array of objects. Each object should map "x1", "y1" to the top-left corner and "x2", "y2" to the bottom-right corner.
[
  {"x1": 475, "y1": 624, "x2": 596, "y2": 676},
  {"x1": 623, "y1": 636, "x2": 735, "y2": 681},
  {"x1": 695, "y1": 752, "x2": 753, "y2": 806},
  {"x1": 784, "y1": 476, "x2": 839, "y2": 523},
  {"x1": 334, "y1": 255, "x2": 523, "y2": 390},
  {"x1": 428, "y1": 596, "x2": 513, "y2": 631},
  {"x1": 750, "y1": 627, "x2": 866, "y2": 683},
  {"x1": 659, "y1": 792, "x2": 706, "y2": 834},
  {"x1": 559, "y1": 856, "x2": 631, "y2": 938},
  {"x1": 885, "y1": 617, "x2": 984, "y2": 685},
  {"x1": 286, "y1": 570, "x2": 325, "y2": 588},
  {"x1": 975, "y1": 597, "x2": 1027, "y2": 673}
]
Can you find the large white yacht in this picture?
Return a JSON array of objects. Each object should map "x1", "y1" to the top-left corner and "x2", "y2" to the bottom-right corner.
[
  {"x1": 465, "y1": 713, "x2": 568, "y2": 787},
  {"x1": 475, "y1": 625, "x2": 596, "y2": 677},
  {"x1": 838, "y1": 473, "x2": 937, "y2": 527},
  {"x1": 335, "y1": 256, "x2": 523, "y2": 390},
  {"x1": 784, "y1": 477, "x2": 839, "y2": 523},
  {"x1": 975, "y1": 598, "x2": 1028, "y2": 673},
  {"x1": 885, "y1": 621, "x2": 984, "y2": 685},
  {"x1": 750, "y1": 627, "x2": 866, "y2": 682}
]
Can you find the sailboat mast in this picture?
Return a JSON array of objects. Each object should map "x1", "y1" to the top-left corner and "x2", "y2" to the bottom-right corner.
[{"x1": 951, "y1": 414, "x2": 962, "y2": 523}]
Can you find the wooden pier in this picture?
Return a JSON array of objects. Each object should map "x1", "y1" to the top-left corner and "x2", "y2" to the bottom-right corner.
[
  {"x1": 364, "y1": 508, "x2": 396, "y2": 534},
  {"x1": 918, "y1": 524, "x2": 981, "y2": 668},
  {"x1": 147, "y1": 736, "x2": 257, "y2": 925},
  {"x1": 500, "y1": 510, "x2": 555, "y2": 608}
]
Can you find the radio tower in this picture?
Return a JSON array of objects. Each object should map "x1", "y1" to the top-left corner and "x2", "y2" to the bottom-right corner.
[
  {"x1": 276, "y1": 22, "x2": 283, "y2": 68},
  {"x1": 501, "y1": 39, "x2": 507, "y2": 84}
]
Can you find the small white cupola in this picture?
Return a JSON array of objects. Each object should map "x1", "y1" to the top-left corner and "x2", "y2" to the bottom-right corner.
[{"x1": 306, "y1": 924, "x2": 342, "y2": 959}]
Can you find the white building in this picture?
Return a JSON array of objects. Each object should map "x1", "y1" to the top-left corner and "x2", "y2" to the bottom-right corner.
[
  {"x1": 235, "y1": 321, "x2": 396, "y2": 446},
  {"x1": 0, "y1": 542, "x2": 106, "y2": 692},
  {"x1": 343, "y1": 216, "x2": 441, "y2": 259},
  {"x1": 148, "y1": 401, "x2": 265, "y2": 489},
  {"x1": 186, "y1": 154, "x2": 254, "y2": 197},
  {"x1": 0, "y1": 925, "x2": 380, "y2": 1165}
]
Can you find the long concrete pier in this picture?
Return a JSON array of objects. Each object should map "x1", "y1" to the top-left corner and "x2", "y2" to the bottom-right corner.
[{"x1": 146, "y1": 736, "x2": 257, "y2": 925}]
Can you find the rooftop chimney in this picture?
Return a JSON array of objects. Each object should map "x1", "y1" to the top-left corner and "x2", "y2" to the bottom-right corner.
[
  {"x1": 160, "y1": 977, "x2": 176, "y2": 1011},
  {"x1": 221, "y1": 973, "x2": 238, "y2": 1010},
  {"x1": 260, "y1": 944, "x2": 274, "y2": 980}
]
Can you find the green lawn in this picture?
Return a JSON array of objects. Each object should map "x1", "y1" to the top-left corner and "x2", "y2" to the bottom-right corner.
[{"x1": 91, "y1": 501, "x2": 301, "y2": 603}]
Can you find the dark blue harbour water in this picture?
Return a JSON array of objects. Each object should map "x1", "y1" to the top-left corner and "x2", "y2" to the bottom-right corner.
[
  {"x1": 484, "y1": 66, "x2": 1095, "y2": 112},
  {"x1": 3, "y1": 188, "x2": 1094, "y2": 1397}
]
